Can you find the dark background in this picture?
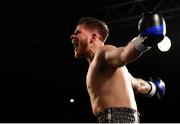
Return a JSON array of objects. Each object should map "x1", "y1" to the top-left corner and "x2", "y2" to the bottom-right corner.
[{"x1": 0, "y1": 0, "x2": 180, "y2": 122}]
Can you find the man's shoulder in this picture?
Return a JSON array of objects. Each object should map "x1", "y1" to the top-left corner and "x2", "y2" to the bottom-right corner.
[
  {"x1": 97, "y1": 45, "x2": 117, "y2": 53},
  {"x1": 95, "y1": 45, "x2": 117, "y2": 61},
  {"x1": 104, "y1": 44, "x2": 117, "y2": 49}
]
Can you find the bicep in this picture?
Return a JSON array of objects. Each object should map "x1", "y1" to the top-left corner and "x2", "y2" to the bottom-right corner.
[{"x1": 104, "y1": 47, "x2": 127, "y2": 68}]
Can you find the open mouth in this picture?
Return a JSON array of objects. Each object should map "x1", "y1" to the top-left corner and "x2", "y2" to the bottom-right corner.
[{"x1": 72, "y1": 40, "x2": 79, "y2": 48}]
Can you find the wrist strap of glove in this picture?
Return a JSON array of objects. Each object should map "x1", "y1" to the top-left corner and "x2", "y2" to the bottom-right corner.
[
  {"x1": 131, "y1": 35, "x2": 151, "y2": 52},
  {"x1": 147, "y1": 81, "x2": 156, "y2": 97}
]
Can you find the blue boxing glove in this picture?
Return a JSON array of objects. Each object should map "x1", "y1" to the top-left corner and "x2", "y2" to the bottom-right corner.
[
  {"x1": 147, "y1": 77, "x2": 166, "y2": 99},
  {"x1": 132, "y1": 12, "x2": 166, "y2": 51}
]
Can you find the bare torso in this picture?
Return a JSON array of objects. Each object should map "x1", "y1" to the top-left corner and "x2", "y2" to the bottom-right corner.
[{"x1": 86, "y1": 50, "x2": 137, "y2": 115}]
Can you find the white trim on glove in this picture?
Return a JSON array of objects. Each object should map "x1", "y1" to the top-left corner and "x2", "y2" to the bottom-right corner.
[{"x1": 147, "y1": 81, "x2": 156, "y2": 97}]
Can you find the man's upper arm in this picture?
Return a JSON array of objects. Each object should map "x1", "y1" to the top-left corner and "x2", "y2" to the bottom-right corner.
[{"x1": 97, "y1": 46, "x2": 126, "y2": 68}]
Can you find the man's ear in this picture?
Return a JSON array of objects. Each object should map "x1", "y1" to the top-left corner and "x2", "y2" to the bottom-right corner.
[{"x1": 90, "y1": 33, "x2": 97, "y2": 43}]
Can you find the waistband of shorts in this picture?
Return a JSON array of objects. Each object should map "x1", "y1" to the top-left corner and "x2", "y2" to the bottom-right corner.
[{"x1": 95, "y1": 107, "x2": 139, "y2": 117}]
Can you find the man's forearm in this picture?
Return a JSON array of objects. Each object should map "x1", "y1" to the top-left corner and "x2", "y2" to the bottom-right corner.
[
  {"x1": 132, "y1": 78, "x2": 151, "y2": 95},
  {"x1": 122, "y1": 39, "x2": 144, "y2": 63}
]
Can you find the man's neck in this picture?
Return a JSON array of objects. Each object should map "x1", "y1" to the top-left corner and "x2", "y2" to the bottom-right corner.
[
  {"x1": 86, "y1": 43, "x2": 104, "y2": 64},
  {"x1": 85, "y1": 49, "x2": 95, "y2": 64}
]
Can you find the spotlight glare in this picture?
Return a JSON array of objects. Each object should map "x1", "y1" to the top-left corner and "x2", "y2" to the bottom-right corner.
[
  {"x1": 157, "y1": 36, "x2": 171, "y2": 52},
  {"x1": 70, "y1": 98, "x2": 75, "y2": 103}
]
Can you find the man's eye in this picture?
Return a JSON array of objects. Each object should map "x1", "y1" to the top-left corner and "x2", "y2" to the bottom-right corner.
[{"x1": 75, "y1": 31, "x2": 80, "y2": 35}]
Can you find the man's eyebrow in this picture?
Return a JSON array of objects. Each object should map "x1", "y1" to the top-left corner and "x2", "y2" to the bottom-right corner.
[{"x1": 74, "y1": 30, "x2": 80, "y2": 34}]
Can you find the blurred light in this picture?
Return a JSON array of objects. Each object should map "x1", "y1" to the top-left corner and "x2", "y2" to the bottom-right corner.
[
  {"x1": 157, "y1": 36, "x2": 171, "y2": 52},
  {"x1": 70, "y1": 98, "x2": 75, "y2": 103}
]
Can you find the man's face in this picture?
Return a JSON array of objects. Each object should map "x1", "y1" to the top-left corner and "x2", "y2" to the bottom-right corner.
[{"x1": 71, "y1": 25, "x2": 91, "y2": 58}]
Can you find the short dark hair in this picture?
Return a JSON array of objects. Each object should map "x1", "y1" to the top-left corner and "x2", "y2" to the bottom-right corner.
[{"x1": 77, "y1": 17, "x2": 109, "y2": 42}]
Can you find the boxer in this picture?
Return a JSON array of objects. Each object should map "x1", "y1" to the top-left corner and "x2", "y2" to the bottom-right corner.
[{"x1": 70, "y1": 12, "x2": 166, "y2": 123}]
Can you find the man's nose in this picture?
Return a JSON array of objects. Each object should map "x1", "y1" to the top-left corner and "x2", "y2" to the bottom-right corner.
[{"x1": 70, "y1": 34, "x2": 75, "y2": 39}]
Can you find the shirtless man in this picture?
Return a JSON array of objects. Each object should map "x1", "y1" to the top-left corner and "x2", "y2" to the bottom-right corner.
[{"x1": 70, "y1": 12, "x2": 166, "y2": 123}]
